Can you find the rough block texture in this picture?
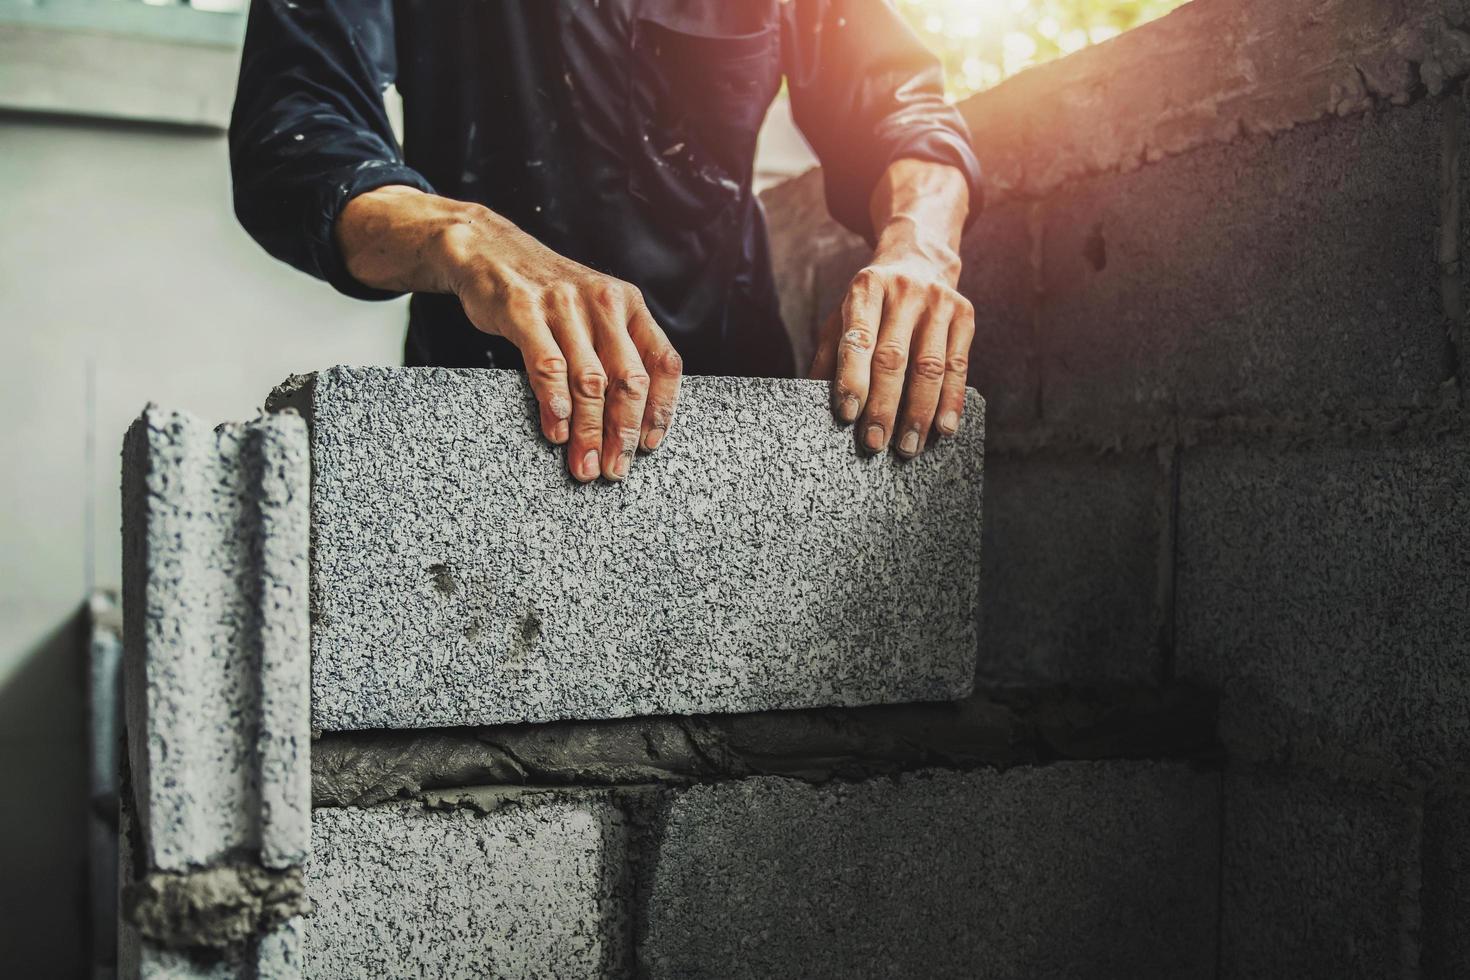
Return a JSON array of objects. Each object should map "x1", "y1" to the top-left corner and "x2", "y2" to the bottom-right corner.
[
  {"x1": 1220, "y1": 770, "x2": 1418, "y2": 980},
  {"x1": 121, "y1": 408, "x2": 311, "y2": 872},
  {"x1": 1039, "y1": 99, "x2": 1454, "y2": 427},
  {"x1": 636, "y1": 763, "x2": 1219, "y2": 979},
  {"x1": 958, "y1": 0, "x2": 1470, "y2": 202},
  {"x1": 1423, "y1": 793, "x2": 1470, "y2": 979},
  {"x1": 955, "y1": 199, "x2": 1040, "y2": 432},
  {"x1": 274, "y1": 367, "x2": 985, "y2": 730},
  {"x1": 305, "y1": 796, "x2": 627, "y2": 978},
  {"x1": 1177, "y1": 437, "x2": 1470, "y2": 768},
  {"x1": 977, "y1": 454, "x2": 1170, "y2": 686}
]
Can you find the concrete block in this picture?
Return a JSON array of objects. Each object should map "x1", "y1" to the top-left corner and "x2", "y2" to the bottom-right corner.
[
  {"x1": 1220, "y1": 769, "x2": 1417, "y2": 980},
  {"x1": 977, "y1": 453, "x2": 1170, "y2": 685},
  {"x1": 636, "y1": 763, "x2": 1219, "y2": 979},
  {"x1": 1176, "y1": 437, "x2": 1470, "y2": 768},
  {"x1": 272, "y1": 367, "x2": 985, "y2": 730},
  {"x1": 1423, "y1": 793, "x2": 1470, "y2": 979},
  {"x1": 304, "y1": 796, "x2": 628, "y2": 978},
  {"x1": 956, "y1": 198, "x2": 1040, "y2": 431},
  {"x1": 121, "y1": 407, "x2": 311, "y2": 871},
  {"x1": 1038, "y1": 99, "x2": 1453, "y2": 428}
]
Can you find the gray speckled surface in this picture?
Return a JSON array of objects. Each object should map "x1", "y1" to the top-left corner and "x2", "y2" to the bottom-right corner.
[
  {"x1": 121, "y1": 407, "x2": 310, "y2": 873},
  {"x1": 277, "y1": 367, "x2": 984, "y2": 730},
  {"x1": 635, "y1": 764, "x2": 1220, "y2": 980},
  {"x1": 305, "y1": 797, "x2": 628, "y2": 979}
]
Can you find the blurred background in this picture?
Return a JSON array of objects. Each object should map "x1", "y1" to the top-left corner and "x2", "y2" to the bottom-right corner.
[{"x1": 0, "y1": 0, "x2": 1182, "y2": 974}]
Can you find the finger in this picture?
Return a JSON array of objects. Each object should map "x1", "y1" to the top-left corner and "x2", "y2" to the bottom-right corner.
[
  {"x1": 807, "y1": 308, "x2": 841, "y2": 381},
  {"x1": 515, "y1": 322, "x2": 573, "y2": 445},
  {"x1": 857, "y1": 285, "x2": 924, "y2": 455},
  {"x1": 934, "y1": 301, "x2": 976, "y2": 438},
  {"x1": 894, "y1": 294, "x2": 953, "y2": 458},
  {"x1": 589, "y1": 287, "x2": 650, "y2": 482},
  {"x1": 546, "y1": 289, "x2": 606, "y2": 483},
  {"x1": 628, "y1": 301, "x2": 682, "y2": 452},
  {"x1": 832, "y1": 269, "x2": 882, "y2": 425}
]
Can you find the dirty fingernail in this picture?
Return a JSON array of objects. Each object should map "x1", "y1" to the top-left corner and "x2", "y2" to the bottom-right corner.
[
  {"x1": 898, "y1": 430, "x2": 920, "y2": 456},
  {"x1": 579, "y1": 449, "x2": 599, "y2": 480},
  {"x1": 937, "y1": 411, "x2": 959, "y2": 435},
  {"x1": 863, "y1": 424, "x2": 887, "y2": 453},
  {"x1": 836, "y1": 394, "x2": 860, "y2": 423},
  {"x1": 644, "y1": 426, "x2": 666, "y2": 451},
  {"x1": 610, "y1": 450, "x2": 632, "y2": 481}
]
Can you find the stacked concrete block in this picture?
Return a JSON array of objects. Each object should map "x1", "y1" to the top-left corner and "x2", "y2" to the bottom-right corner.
[
  {"x1": 120, "y1": 408, "x2": 311, "y2": 977},
  {"x1": 1037, "y1": 99, "x2": 1454, "y2": 429},
  {"x1": 1219, "y1": 771, "x2": 1419, "y2": 980},
  {"x1": 1176, "y1": 437, "x2": 1470, "y2": 769},
  {"x1": 296, "y1": 763, "x2": 1216, "y2": 979},
  {"x1": 634, "y1": 762, "x2": 1218, "y2": 979},
  {"x1": 976, "y1": 454, "x2": 1171, "y2": 686},
  {"x1": 269, "y1": 367, "x2": 985, "y2": 731},
  {"x1": 306, "y1": 795, "x2": 629, "y2": 978}
]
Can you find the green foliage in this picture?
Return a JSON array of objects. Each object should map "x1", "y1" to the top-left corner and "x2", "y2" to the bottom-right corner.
[{"x1": 894, "y1": 0, "x2": 1188, "y2": 98}]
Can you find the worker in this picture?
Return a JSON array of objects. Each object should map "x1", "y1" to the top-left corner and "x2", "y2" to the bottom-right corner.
[{"x1": 230, "y1": 0, "x2": 981, "y2": 482}]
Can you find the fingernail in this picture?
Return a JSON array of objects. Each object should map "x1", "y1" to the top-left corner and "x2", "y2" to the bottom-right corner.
[
  {"x1": 836, "y1": 394, "x2": 860, "y2": 423},
  {"x1": 609, "y1": 450, "x2": 632, "y2": 481},
  {"x1": 863, "y1": 424, "x2": 887, "y2": 453},
  {"x1": 579, "y1": 449, "x2": 599, "y2": 480},
  {"x1": 898, "y1": 430, "x2": 920, "y2": 456},
  {"x1": 644, "y1": 426, "x2": 666, "y2": 451},
  {"x1": 937, "y1": 411, "x2": 959, "y2": 435}
]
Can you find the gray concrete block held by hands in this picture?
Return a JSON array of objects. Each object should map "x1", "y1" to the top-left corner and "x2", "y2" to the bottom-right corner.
[
  {"x1": 121, "y1": 407, "x2": 311, "y2": 873},
  {"x1": 271, "y1": 367, "x2": 985, "y2": 731}
]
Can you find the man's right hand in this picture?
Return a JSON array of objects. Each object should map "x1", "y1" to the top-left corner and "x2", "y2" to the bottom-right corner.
[{"x1": 336, "y1": 185, "x2": 682, "y2": 483}]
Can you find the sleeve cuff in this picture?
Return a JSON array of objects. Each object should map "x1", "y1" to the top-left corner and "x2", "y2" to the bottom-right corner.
[
  {"x1": 826, "y1": 127, "x2": 984, "y2": 246},
  {"x1": 309, "y1": 161, "x2": 436, "y2": 302}
]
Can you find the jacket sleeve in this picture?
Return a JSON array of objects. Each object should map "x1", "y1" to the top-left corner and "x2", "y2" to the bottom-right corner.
[
  {"x1": 229, "y1": 0, "x2": 435, "y2": 300},
  {"x1": 782, "y1": 0, "x2": 983, "y2": 243}
]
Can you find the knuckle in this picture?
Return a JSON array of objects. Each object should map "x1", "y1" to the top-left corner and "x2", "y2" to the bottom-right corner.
[
  {"x1": 891, "y1": 272, "x2": 918, "y2": 293},
  {"x1": 590, "y1": 280, "x2": 623, "y2": 312},
  {"x1": 955, "y1": 295, "x2": 975, "y2": 320},
  {"x1": 651, "y1": 345, "x2": 683, "y2": 377},
  {"x1": 871, "y1": 342, "x2": 907, "y2": 373},
  {"x1": 504, "y1": 288, "x2": 539, "y2": 321},
  {"x1": 912, "y1": 354, "x2": 947, "y2": 381},
  {"x1": 946, "y1": 353, "x2": 970, "y2": 376},
  {"x1": 851, "y1": 268, "x2": 879, "y2": 293},
  {"x1": 529, "y1": 354, "x2": 568, "y2": 382},
  {"x1": 839, "y1": 328, "x2": 873, "y2": 354},
  {"x1": 573, "y1": 369, "x2": 608, "y2": 400},
  {"x1": 925, "y1": 282, "x2": 949, "y2": 305},
  {"x1": 611, "y1": 371, "x2": 651, "y2": 401}
]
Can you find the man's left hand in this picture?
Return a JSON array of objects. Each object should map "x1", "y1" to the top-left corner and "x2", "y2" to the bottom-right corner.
[{"x1": 808, "y1": 159, "x2": 974, "y2": 458}]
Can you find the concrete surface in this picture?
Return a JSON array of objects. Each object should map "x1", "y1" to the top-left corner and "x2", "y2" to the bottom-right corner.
[
  {"x1": 1039, "y1": 99, "x2": 1454, "y2": 427},
  {"x1": 1220, "y1": 770, "x2": 1418, "y2": 980},
  {"x1": 121, "y1": 408, "x2": 310, "y2": 871},
  {"x1": 1177, "y1": 437, "x2": 1470, "y2": 769},
  {"x1": 636, "y1": 763, "x2": 1219, "y2": 979},
  {"x1": 977, "y1": 453, "x2": 1171, "y2": 686},
  {"x1": 1423, "y1": 793, "x2": 1470, "y2": 979},
  {"x1": 959, "y1": 0, "x2": 1470, "y2": 202},
  {"x1": 275, "y1": 367, "x2": 985, "y2": 730},
  {"x1": 305, "y1": 797, "x2": 628, "y2": 978}
]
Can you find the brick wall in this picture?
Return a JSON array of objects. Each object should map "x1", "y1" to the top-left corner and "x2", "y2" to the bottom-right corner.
[{"x1": 764, "y1": 1, "x2": 1470, "y2": 973}]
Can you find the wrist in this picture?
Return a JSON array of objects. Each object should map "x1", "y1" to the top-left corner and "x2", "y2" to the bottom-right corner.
[{"x1": 871, "y1": 216, "x2": 961, "y2": 284}]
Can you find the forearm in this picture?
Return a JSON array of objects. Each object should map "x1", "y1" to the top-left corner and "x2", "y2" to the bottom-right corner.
[
  {"x1": 335, "y1": 184, "x2": 503, "y2": 296},
  {"x1": 867, "y1": 158, "x2": 970, "y2": 283}
]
